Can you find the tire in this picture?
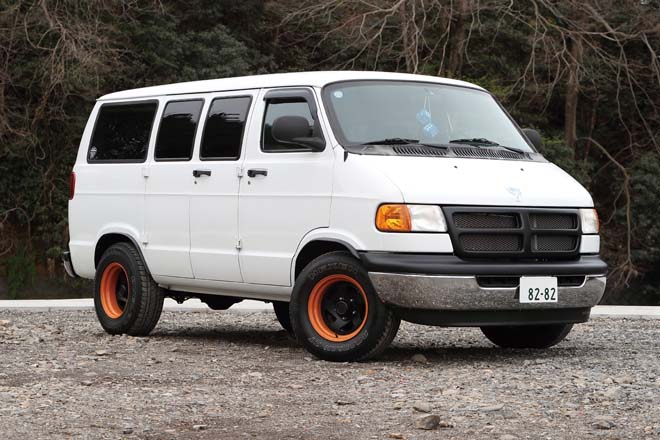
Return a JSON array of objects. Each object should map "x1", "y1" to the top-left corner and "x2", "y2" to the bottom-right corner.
[
  {"x1": 94, "y1": 242, "x2": 164, "y2": 336},
  {"x1": 290, "y1": 251, "x2": 400, "y2": 362},
  {"x1": 272, "y1": 301, "x2": 293, "y2": 334},
  {"x1": 481, "y1": 324, "x2": 573, "y2": 349}
]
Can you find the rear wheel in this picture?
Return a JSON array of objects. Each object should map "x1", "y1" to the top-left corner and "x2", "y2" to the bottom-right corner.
[
  {"x1": 481, "y1": 324, "x2": 573, "y2": 349},
  {"x1": 94, "y1": 242, "x2": 163, "y2": 336},
  {"x1": 272, "y1": 301, "x2": 293, "y2": 334},
  {"x1": 290, "y1": 251, "x2": 400, "y2": 362}
]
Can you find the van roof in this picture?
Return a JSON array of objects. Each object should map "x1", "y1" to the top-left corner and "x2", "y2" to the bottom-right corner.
[{"x1": 98, "y1": 71, "x2": 485, "y2": 101}]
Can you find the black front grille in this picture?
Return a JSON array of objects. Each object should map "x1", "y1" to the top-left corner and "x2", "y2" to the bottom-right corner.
[
  {"x1": 454, "y1": 213, "x2": 519, "y2": 229},
  {"x1": 461, "y1": 234, "x2": 522, "y2": 252},
  {"x1": 444, "y1": 207, "x2": 581, "y2": 260},
  {"x1": 533, "y1": 235, "x2": 578, "y2": 252},
  {"x1": 530, "y1": 213, "x2": 577, "y2": 230}
]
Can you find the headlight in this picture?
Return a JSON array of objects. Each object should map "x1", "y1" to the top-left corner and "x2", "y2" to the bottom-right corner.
[
  {"x1": 376, "y1": 204, "x2": 447, "y2": 232},
  {"x1": 579, "y1": 208, "x2": 600, "y2": 233}
]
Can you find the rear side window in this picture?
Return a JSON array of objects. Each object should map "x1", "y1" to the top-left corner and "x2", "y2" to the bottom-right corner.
[
  {"x1": 262, "y1": 101, "x2": 315, "y2": 152},
  {"x1": 200, "y1": 96, "x2": 251, "y2": 160},
  {"x1": 88, "y1": 102, "x2": 158, "y2": 162},
  {"x1": 155, "y1": 100, "x2": 204, "y2": 161}
]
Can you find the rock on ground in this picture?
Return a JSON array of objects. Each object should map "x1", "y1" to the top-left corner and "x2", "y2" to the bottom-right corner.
[{"x1": 0, "y1": 310, "x2": 659, "y2": 439}]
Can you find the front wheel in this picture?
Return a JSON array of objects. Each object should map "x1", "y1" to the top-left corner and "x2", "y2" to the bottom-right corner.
[
  {"x1": 481, "y1": 324, "x2": 573, "y2": 349},
  {"x1": 290, "y1": 251, "x2": 400, "y2": 362}
]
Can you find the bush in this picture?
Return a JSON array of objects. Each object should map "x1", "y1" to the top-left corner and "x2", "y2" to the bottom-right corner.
[{"x1": 6, "y1": 246, "x2": 36, "y2": 299}]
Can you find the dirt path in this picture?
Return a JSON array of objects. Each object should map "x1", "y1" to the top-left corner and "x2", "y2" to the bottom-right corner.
[{"x1": 1, "y1": 310, "x2": 659, "y2": 439}]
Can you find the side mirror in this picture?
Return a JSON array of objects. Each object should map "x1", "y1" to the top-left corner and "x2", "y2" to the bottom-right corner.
[
  {"x1": 522, "y1": 128, "x2": 543, "y2": 151},
  {"x1": 271, "y1": 116, "x2": 325, "y2": 152}
]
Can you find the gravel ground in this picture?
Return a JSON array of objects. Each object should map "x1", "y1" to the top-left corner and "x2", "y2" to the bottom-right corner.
[{"x1": 1, "y1": 310, "x2": 659, "y2": 440}]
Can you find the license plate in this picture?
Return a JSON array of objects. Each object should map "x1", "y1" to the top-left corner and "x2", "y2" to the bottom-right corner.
[{"x1": 519, "y1": 276, "x2": 558, "y2": 303}]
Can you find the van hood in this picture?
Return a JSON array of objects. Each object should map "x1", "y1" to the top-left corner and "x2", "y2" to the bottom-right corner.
[{"x1": 364, "y1": 156, "x2": 593, "y2": 207}]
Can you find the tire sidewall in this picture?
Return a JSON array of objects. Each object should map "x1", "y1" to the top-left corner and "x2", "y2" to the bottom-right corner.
[
  {"x1": 273, "y1": 301, "x2": 293, "y2": 334},
  {"x1": 291, "y1": 253, "x2": 391, "y2": 361},
  {"x1": 94, "y1": 244, "x2": 143, "y2": 334}
]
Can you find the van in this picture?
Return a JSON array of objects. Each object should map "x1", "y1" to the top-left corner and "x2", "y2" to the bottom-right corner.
[{"x1": 63, "y1": 71, "x2": 607, "y2": 361}]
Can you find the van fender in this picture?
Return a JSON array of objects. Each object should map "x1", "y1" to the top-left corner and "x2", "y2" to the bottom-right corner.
[
  {"x1": 95, "y1": 223, "x2": 151, "y2": 273},
  {"x1": 290, "y1": 228, "x2": 366, "y2": 284}
]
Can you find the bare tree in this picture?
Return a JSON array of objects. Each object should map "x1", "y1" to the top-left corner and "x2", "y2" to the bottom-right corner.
[{"x1": 278, "y1": 0, "x2": 660, "y2": 287}]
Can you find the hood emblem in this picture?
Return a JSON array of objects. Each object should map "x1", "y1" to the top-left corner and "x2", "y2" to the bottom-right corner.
[{"x1": 506, "y1": 187, "x2": 522, "y2": 202}]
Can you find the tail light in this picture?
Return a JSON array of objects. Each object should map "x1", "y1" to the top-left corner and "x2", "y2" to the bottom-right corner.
[{"x1": 69, "y1": 172, "x2": 76, "y2": 200}]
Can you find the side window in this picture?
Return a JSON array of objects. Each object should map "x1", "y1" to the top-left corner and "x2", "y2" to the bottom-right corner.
[
  {"x1": 88, "y1": 102, "x2": 157, "y2": 162},
  {"x1": 155, "y1": 100, "x2": 203, "y2": 161},
  {"x1": 262, "y1": 99, "x2": 323, "y2": 152},
  {"x1": 200, "y1": 96, "x2": 251, "y2": 160}
]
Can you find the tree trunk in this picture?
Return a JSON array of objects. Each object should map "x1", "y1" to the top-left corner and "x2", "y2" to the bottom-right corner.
[
  {"x1": 445, "y1": 0, "x2": 469, "y2": 78},
  {"x1": 565, "y1": 35, "x2": 582, "y2": 153},
  {"x1": 399, "y1": 0, "x2": 417, "y2": 73}
]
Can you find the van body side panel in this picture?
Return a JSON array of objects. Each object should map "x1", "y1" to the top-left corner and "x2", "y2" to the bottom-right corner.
[
  {"x1": 190, "y1": 90, "x2": 258, "y2": 283},
  {"x1": 69, "y1": 101, "x2": 151, "y2": 278},
  {"x1": 329, "y1": 150, "x2": 455, "y2": 254},
  {"x1": 143, "y1": 97, "x2": 196, "y2": 278},
  {"x1": 143, "y1": 161, "x2": 195, "y2": 278},
  {"x1": 237, "y1": 88, "x2": 334, "y2": 286},
  {"x1": 188, "y1": 91, "x2": 258, "y2": 282}
]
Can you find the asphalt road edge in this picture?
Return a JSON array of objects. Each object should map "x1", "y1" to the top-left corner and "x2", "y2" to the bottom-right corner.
[{"x1": 1, "y1": 299, "x2": 659, "y2": 319}]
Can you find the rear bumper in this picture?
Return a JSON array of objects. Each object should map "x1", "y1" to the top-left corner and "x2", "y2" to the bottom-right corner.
[
  {"x1": 362, "y1": 253, "x2": 607, "y2": 322},
  {"x1": 61, "y1": 251, "x2": 78, "y2": 278}
]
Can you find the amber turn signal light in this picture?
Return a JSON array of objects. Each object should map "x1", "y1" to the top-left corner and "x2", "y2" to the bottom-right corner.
[{"x1": 376, "y1": 204, "x2": 412, "y2": 232}]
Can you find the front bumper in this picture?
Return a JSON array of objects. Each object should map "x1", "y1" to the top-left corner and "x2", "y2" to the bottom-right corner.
[
  {"x1": 362, "y1": 253, "x2": 607, "y2": 317},
  {"x1": 369, "y1": 272, "x2": 606, "y2": 310}
]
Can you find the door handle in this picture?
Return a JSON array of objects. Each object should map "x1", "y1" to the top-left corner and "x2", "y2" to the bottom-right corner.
[
  {"x1": 192, "y1": 169, "x2": 212, "y2": 178},
  {"x1": 247, "y1": 169, "x2": 268, "y2": 178}
]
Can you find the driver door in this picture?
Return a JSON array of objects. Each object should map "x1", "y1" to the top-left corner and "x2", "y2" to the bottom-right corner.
[{"x1": 237, "y1": 88, "x2": 334, "y2": 286}]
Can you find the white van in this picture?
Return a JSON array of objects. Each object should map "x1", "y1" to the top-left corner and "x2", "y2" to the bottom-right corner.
[{"x1": 63, "y1": 71, "x2": 606, "y2": 361}]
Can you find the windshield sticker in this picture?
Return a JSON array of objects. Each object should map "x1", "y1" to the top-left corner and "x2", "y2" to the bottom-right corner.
[
  {"x1": 416, "y1": 108, "x2": 432, "y2": 125},
  {"x1": 333, "y1": 90, "x2": 344, "y2": 99},
  {"x1": 423, "y1": 121, "x2": 440, "y2": 138},
  {"x1": 416, "y1": 96, "x2": 439, "y2": 139}
]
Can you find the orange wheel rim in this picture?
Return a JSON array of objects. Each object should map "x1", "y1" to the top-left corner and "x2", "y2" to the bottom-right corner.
[
  {"x1": 308, "y1": 274, "x2": 369, "y2": 342},
  {"x1": 100, "y1": 262, "x2": 129, "y2": 319}
]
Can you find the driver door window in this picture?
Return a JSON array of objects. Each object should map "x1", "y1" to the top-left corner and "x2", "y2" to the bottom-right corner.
[{"x1": 262, "y1": 100, "x2": 322, "y2": 152}]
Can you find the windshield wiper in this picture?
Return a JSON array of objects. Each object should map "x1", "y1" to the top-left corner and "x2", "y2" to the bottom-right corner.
[
  {"x1": 361, "y1": 138, "x2": 448, "y2": 150},
  {"x1": 450, "y1": 138, "x2": 525, "y2": 155},
  {"x1": 362, "y1": 138, "x2": 420, "y2": 145},
  {"x1": 450, "y1": 137, "x2": 500, "y2": 146}
]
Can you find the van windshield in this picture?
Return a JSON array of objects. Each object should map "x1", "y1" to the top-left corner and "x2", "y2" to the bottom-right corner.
[{"x1": 322, "y1": 81, "x2": 533, "y2": 153}]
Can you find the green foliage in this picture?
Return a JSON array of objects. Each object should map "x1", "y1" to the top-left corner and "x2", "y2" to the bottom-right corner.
[
  {"x1": 462, "y1": 77, "x2": 512, "y2": 102},
  {"x1": 538, "y1": 136, "x2": 593, "y2": 187},
  {"x1": 123, "y1": 15, "x2": 257, "y2": 84},
  {"x1": 6, "y1": 247, "x2": 36, "y2": 299},
  {"x1": 1, "y1": 0, "x2": 659, "y2": 304},
  {"x1": 630, "y1": 153, "x2": 660, "y2": 269}
]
